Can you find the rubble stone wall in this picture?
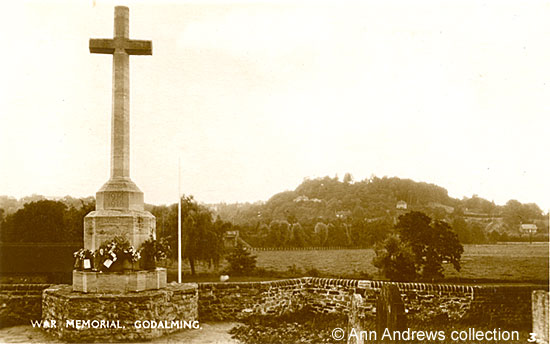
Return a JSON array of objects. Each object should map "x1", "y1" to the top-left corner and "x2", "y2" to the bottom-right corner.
[
  {"x1": 198, "y1": 278, "x2": 308, "y2": 321},
  {"x1": 199, "y1": 278, "x2": 544, "y2": 328},
  {"x1": 0, "y1": 284, "x2": 51, "y2": 328}
]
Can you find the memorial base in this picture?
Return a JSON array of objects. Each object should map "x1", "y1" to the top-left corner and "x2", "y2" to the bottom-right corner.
[
  {"x1": 73, "y1": 268, "x2": 166, "y2": 293},
  {"x1": 42, "y1": 283, "x2": 199, "y2": 342}
]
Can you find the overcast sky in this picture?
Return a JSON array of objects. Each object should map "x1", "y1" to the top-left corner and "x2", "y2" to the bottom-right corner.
[{"x1": 1, "y1": 0, "x2": 549, "y2": 210}]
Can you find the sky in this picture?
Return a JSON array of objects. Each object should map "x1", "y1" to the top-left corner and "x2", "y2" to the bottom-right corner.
[{"x1": 0, "y1": 0, "x2": 549, "y2": 210}]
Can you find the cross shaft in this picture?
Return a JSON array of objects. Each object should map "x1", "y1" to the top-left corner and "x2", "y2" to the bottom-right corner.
[{"x1": 89, "y1": 6, "x2": 152, "y2": 179}]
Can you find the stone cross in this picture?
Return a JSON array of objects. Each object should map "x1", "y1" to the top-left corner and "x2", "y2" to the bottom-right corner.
[
  {"x1": 89, "y1": 6, "x2": 152, "y2": 179},
  {"x1": 84, "y1": 6, "x2": 156, "y2": 253}
]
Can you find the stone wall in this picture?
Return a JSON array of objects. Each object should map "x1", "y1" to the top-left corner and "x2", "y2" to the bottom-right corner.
[
  {"x1": 198, "y1": 278, "x2": 308, "y2": 321},
  {"x1": 301, "y1": 278, "x2": 476, "y2": 323},
  {"x1": 198, "y1": 278, "x2": 545, "y2": 328},
  {"x1": 468, "y1": 286, "x2": 536, "y2": 328},
  {"x1": 0, "y1": 279, "x2": 545, "y2": 332},
  {"x1": 0, "y1": 284, "x2": 51, "y2": 328}
]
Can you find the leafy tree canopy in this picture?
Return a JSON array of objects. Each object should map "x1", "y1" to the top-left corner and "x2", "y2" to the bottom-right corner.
[{"x1": 374, "y1": 211, "x2": 464, "y2": 281}]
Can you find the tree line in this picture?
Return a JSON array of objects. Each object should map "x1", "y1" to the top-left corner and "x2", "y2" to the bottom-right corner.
[{"x1": 0, "y1": 175, "x2": 547, "y2": 257}]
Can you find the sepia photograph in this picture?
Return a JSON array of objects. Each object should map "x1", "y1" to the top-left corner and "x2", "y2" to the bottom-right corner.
[{"x1": 0, "y1": 0, "x2": 548, "y2": 343}]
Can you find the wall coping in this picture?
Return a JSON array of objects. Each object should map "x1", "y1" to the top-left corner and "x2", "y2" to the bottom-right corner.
[
  {"x1": 1, "y1": 278, "x2": 547, "y2": 293},
  {"x1": 0, "y1": 284, "x2": 52, "y2": 291},
  {"x1": 43, "y1": 283, "x2": 198, "y2": 301},
  {"x1": 197, "y1": 277, "x2": 548, "y2": 294}
]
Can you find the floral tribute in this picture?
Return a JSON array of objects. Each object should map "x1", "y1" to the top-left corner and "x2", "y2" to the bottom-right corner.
[
  {"x1": 73, "y1": 248, "x2": 94, "y2": 270},
  {"x1": 73, "y1": 235, "x2": 170, "y2": 272}
]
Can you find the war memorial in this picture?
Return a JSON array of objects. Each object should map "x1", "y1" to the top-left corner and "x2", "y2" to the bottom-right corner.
[{"x1": 39, "y1": 7, "x2": 198, "y2": 342}]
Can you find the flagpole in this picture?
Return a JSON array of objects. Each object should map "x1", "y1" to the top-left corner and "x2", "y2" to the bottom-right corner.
[{"x1": 178, "y1": 157, "x2": 182, "y2": 283}]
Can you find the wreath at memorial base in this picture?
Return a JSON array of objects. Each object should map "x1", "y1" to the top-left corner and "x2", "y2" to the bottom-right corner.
[
  {"x1": 73, "y1": 248, "x2": 94, "y2": 270},
  {"x1": 73, "y1": 235, "x2": 170, "y2": 272}
]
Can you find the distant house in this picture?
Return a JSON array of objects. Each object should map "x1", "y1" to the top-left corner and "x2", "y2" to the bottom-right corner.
[
  {"x1": 223, "y1": 230, "x2": 240, "y2": 249},
  {"x1": 294, "y1": 195, "x2": 309, "y2": 203},
  {"x1": 223, "y1": 230, "x2": 252, "y2": 250},
  {"x1": 336, "y1": 210, "x2": 352, "y2": 219},
  {"x1": 293, "y1": 195, "x2": 322, "y2": 203},
  {"x1": 428, "y1": 202, "x2": 455, "y2": 214},
  {"x1": 519, "y1": 224, "x2": 537, "y2": 234},
  {"x1": 396, "y1": 200, "x2": 407, "y2": 210}
]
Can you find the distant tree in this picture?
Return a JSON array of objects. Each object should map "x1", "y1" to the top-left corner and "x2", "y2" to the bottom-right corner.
[
  {"x1": 451, "y1": 217, "x2": 468, "y2": 243},
  {"x1": 226, "y1": 242, "x2": 257, "y2": 276},
  {"x1": 374, "y1": 211, "x2": 463, "y2": 281},
  {"x1": 451, "y1": 217, "x2": 487, "y2": 244},
  {"x1": 502, "y1": 200, "x2": 544, "y2": 231},
  {"x1": 151, "y1": 204, "x2": 178, "y2": 240},
  {"x1": 267, "y1": 220, "x2": 291, "y2": 247},
  {"x1": 469, "y1": 223, "x2": 487, "y2": 244},
  {"x1": 290, "y1": 223, "x2": 307, "y2": 247},
  {"x1": 343, "y1": 173, "x2": 354, "y2": 184},
  {"x1": 373, "y1": 235, "x2": 417, "y2": 281},
  {"x1": 502, "y1": 200, "x2": 525, "y2": 230},
  {"x1": 0, "y1": 196, "x2": 21, "y2": 215},
  {"x1": 64, "y1": 199, "x2": 95, "y2": 242},
  {"x1": 326, "y1": 222, "x2": 349, "y2": 247},
  {"x1": 463, "y1": 195, "x2": 497, "y2": 214},
  {"x1": 364, "y1": 218, "x2": 392, "y2": 246},
  {"x1": 313, "y1": 222, "x2": 328, "y2": 246},
  {"x1": 398, "y1": 212, "x2": 463, "y2": 280},
  {"x1": 285, "y1": 211, "x2": 298, "y2": 225},
  {"x1": 164, "y1": 196, "x2": 224, "y2": 275},
  {"x1": 2, "y1": 200, "x2": 68, "y2": 242}
]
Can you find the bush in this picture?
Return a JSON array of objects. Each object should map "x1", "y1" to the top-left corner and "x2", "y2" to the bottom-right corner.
[
  {"x1": 286, "y1": 264, "x2": 303, "y2": 277},
  {"x1": 226, "y1": 243, "x2": 257, "y2": 276},
  {"x1": 305, "y1": 267, "x2": 321, "y2": 277}
]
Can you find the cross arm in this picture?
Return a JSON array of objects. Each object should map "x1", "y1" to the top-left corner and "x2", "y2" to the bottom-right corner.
[
  {"x1": 89, "y1": 39, "x2": 115, "y2": 54},
  {"x1": 125, "y1": 40, "x2": 152, "y2": 55}
]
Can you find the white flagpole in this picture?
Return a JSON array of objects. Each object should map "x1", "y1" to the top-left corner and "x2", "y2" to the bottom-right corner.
[{"x1": 178, "y1": 157, "x2": 182, "y2": 283}]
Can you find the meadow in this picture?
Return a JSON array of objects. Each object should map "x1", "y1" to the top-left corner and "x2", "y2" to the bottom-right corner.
[
  {"x1": 254, "y1": 243, "x2": 549, "y2": 282},
  {"x1": 171, "y1": 243, "x2": 549, "y2": 283}
]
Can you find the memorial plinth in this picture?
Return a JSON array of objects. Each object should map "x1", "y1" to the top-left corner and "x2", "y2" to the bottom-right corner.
[
  {"x1": 43, "y1": 283, "x2": 199, "y2": 343},
  {"x1": 73, "y1": 268, "x2": 166, "y2": 293}
]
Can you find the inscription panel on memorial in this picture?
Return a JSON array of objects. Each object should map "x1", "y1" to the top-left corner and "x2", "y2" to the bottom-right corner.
[{"x1": 105, "y1": 192, "x2": 126, "y2": 209}]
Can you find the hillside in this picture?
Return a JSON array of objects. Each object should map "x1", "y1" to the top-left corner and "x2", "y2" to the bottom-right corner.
[{"x1": 211, "y1": 175, "x2": 547, "y2": 247}]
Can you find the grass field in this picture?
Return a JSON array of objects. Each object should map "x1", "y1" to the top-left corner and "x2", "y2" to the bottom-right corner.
[{"x1": 169, "y1": 243, "x2": 549, "y2": 283}]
